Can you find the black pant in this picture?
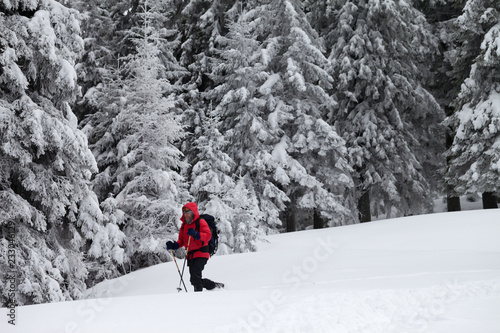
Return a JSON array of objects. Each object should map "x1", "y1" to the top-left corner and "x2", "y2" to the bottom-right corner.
[{"x1": 188, "y1": 258, "x2": 216, "y2": 292}]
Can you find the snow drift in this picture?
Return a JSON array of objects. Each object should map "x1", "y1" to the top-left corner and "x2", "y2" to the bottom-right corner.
[{"x1": 2, "y1": 209, "x2": 500, "y2": 333}]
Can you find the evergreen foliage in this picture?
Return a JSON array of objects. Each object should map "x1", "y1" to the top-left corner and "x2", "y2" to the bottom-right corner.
[
  {"x1": 206, "y1": 8, "x2": 286, "y2": 234},
  {"x1": 207, "y1": 0, "x2": 354, "y2": 232},
  {"x1": 188, "y1": 107, "x2": 264, "y2": 253},
  {"x1": 1, "y1": 0, "x2": 497, "y2": 305},
  {"x1": 81, "y1": 0, "x2": 190, "y2": 271},
  {"x1": 0, "y1": 0, "x2": 124, "y2": 305},
  {"x1": 170, "y1": 0, "x2": 239, "y2": 187},
  {"x1": 444, "y1": 1, "x2": 500, "y2": 196},
  {"x1": 325, "y1": 0, "x2": 444, "y2": 219}
]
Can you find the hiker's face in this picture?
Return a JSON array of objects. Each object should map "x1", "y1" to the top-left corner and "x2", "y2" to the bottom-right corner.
[{"x1": 183, "y1": 210, "x2": 194, "y2": 223}]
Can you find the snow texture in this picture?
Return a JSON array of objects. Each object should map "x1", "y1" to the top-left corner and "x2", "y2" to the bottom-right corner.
[{"x1": 2, "y1": 208, "x2": 499, "y2": 333}]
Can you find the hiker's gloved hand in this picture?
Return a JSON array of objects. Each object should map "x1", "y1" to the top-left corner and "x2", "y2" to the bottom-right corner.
[
  {"x1": 187, "y1": 228, "x2": 200, "y2": 240},
  {"x1": 166, "y1": 241, "x2": 179, "y2": 250}
]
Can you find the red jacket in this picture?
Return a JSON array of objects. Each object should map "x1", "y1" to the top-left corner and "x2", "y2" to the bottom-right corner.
[{"x1": 177, "y1": 202, "x2": 211, "y2": 260}]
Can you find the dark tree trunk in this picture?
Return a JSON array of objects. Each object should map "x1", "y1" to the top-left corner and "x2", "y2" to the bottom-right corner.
[
  {"x1": 313, "y1": 210, "x2": 325, "y2": 229},
  {"x1": 446, "y1": 194, "x2": 462, "y2": 211},
  {"x1": 445, "y1": 128, "x2": 461, "y2": 212},
  {"x1": 482, "y1": 192, "x2": 498, "y2": 209},
  {"x1": 286, "y1": 198, "x2": 297, "y2": 232},
  {"x1": 358, "y1": 188, "x2": 371, "y2": 222}
]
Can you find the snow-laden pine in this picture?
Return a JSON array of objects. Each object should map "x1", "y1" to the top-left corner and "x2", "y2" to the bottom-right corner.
[
  {"x1": 68, "y1": 0, "x2": 119, "y2": 121},
  {"x1": 325, "y1": 0, "x2": 444, "y2": 220},
  {"x1": 188, "y1": 107, "x2": 264, "y2": 253},
  {"x1": 171, "y1": 0, "x2": 239, "y2": 192},
  {"x1": 444, "y1": 0, "x2": 500, "y2": 197},
  {"x1": 0, "y1": 0, "x2": 123, "y2": 305},
  {"x1": 207, "y1": 0, "x2": 354, "y2": 233},
  {"x1": 82, "y1": 0, "x2": 190, "y2": 273},
  {"x1": 206, "y1": 9, "x2": 283, "y2": 236},
  {"x1": 173, "y1": 0, "x2": 237, "y2": 89}
]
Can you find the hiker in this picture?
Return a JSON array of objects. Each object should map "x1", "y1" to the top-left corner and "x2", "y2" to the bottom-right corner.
[{"x1": 166, "y1": 202, "x2": 223, "y2": 292}]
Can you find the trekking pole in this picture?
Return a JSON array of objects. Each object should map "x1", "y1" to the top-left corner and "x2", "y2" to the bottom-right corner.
[
  {"x1": 170, "y1": 250, "x2": 188, "y2": 292},
  {"x1": 178, "y1": 236, "x2": 191, "y2": 292}
]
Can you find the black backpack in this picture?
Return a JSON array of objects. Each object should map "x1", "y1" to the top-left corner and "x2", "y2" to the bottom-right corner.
[{"x1": 195, "y1": 214, "x2": 219, "y2": 257}]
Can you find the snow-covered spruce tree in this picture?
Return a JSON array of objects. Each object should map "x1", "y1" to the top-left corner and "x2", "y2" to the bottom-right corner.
[
  {"x1": 0, "y1": 0, "x2": 124, "y2": 305},
  {"x1": 443, "y1": 0, "x2": 492, "y2": 101},
  {"x1": 326, "y1": 0, "x2": 444, "y2": 221},
  {"x1": 444, "y1": 2, "x2": 500, "y2": 207},
  {"x1": 205, "y1": 12, "x2": 280, "y2": 236},
  {"x1": 172, "y1": 0, "x2": 237, "y2": 90},
  {"x1": 261, "y1": 0, "x2": 355, "y2": 229},
  {"x1": 64, "y1": 0, "x2": 121, "y2": 122},
  {"x1": 411, "y1": 0, "x2": 466, "y2": 212},
  {"x1": 82, "y1": 0, "x2": 190, "y2": 272},
  {"x1": 72, "y1": 0, "x2": 183, "y2": 122},
  {"x1": 208, "y1": 1, "x2": 354, "y2": 232},
  {"x1": 189, "y1": 107, "x2": 256, "y2": 253},
  {"x1": 171, "y1": 0, "x2": 239, "y2": 184}
]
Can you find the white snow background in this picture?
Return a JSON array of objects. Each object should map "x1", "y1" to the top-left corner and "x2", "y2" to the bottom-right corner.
[{"x1": 1, "y1": 204, "x2": 500, "y2": 333}]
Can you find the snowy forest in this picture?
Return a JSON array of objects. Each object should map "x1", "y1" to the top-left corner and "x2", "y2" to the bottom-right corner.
[{"x1": 1, "y1": 0, "x2": 499, "y2": 306}]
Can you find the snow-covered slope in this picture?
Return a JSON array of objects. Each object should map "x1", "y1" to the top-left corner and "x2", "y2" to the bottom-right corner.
[{"x1": 2, "y1": 209, "x2": 500, "y2": 333}]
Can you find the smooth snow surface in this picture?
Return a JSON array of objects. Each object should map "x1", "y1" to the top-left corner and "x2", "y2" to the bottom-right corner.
[{"x1": 2, "y1": 209, "x2": 500, "y2": 333}]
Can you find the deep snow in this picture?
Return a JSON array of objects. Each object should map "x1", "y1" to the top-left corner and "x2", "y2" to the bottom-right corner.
[{"x1": 2, "y1": 208, "x2": 500, "y2": 333}]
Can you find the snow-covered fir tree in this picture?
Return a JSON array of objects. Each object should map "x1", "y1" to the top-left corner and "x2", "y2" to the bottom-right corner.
[
  {"x1": 411, "y1": 0, "x2": 466, "y2": 212},
  {"x1": 82, "y1": 0, "x2": 190, "y2": 272},
  {"x1": 189, "y1": 106, "x2": 265, "y2": 253},
  {"x1": 206, "y1": 10, "x2": 281, "y2": 235},
  {"x1": 326, "y1": 0, "x2": 444, "y2": 221},
  {"x1": 208, "y1": 1, "x2": 354, "y2": 232},
  {"x1": 171, "y1": 0, "x2": 239, "y2": 187},
  {"x1": 0, "y1": 0, "x2": 124, "y2": 305},
  {"x1": 443, "y1": 0, "x2": 492, "y2": 100},
  {"x1": 172, "y1": 0, "x2": 237, "y2": 90},
  {"x1": 444, "y1": 1, "x2": 500, "y2": 206},
  {"x1": 65, "y1": 0, "x2": 121, "y2": 121},
  {"x1": 262, "y1": 0, "x2": 355, "y2": 228}
]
